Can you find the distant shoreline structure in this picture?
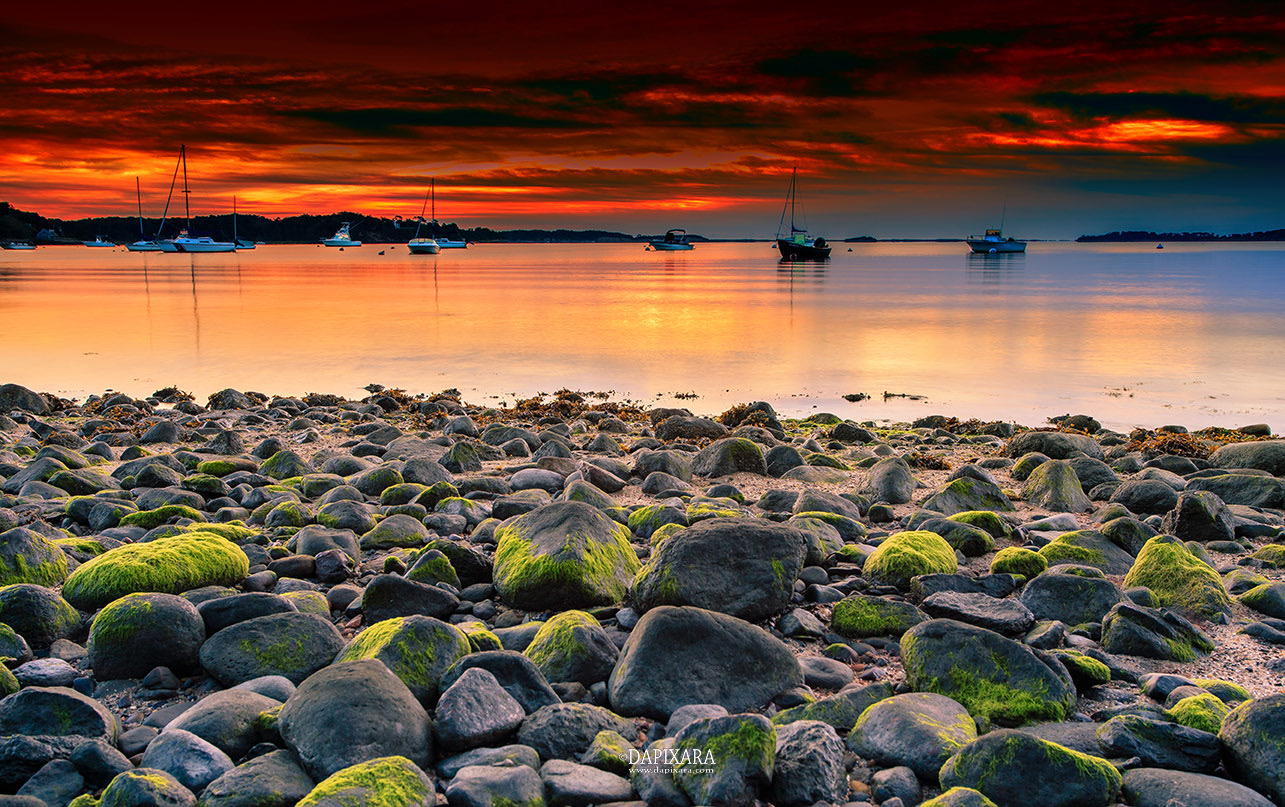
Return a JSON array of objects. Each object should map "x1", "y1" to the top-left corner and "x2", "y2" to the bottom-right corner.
[{"x1": 1077, "y1": 229, "x2": 1285, "y2": 242}]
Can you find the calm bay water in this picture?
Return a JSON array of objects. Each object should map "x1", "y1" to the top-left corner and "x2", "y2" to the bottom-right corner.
[{"x1": 1, "y1": 241, "x2": 1282, "y2": 430}]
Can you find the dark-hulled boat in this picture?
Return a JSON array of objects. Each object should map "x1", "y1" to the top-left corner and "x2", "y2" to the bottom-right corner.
[{"x1": 775, "y1": 166, "x2": 830, "y2": 260}]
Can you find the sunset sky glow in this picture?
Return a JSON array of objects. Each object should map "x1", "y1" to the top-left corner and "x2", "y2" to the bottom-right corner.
[{"x1": 2, "y1": 0, "x2": 1282, "y2": 236}]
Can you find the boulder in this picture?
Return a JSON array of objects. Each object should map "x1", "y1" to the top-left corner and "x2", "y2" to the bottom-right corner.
[
  {"x1": 295, "y1": 756, "x2": 432, "y2": 807},
  {"x1": 1121, "y1": 768, "x2": 1274, "y2": 807},
  {"x1": 672, "y1": 713, "x2": 774, "y2": 807},
  {"x1": 1096, "y1": 714, "x2": 1220, "y2": 773},
  {"x1": 860, "y1": 457, "x2": 915, "y2": 504},
  {"x1": 1006, "y1": 431, "x2": 1104, "y2": 460},
  {"x1": 1019, "y1": 573, "x2": 1123, "y2": 626},
  {"x1": 771, "y1": 719, "x2": 848, "y2": 806},
  {"x1": 940, "y1": 730, "x2": 1121, "y2": 807},
  {"x1": 848, "y1": 692, "x2": 976, "y2": 779},
  {"x1": 831, "y1": 594, "x2": 926, "y2": 639},
  {"x1": 360, "y1": 574, "x2": 459, "y2": 624},
  {"x1": 1037, "y1": 530, "x2": 1135, "y2": 575},
  {"x1": 435, "y1": 667, "x2": 525, "y2": 751},
  {"x1": 630, "y1": 518, "x2": 806, "y2": 621},
  {"x1": 921, "y1": 477, "x2": 1014, "y2": 516},
  {"x1": 493, "y1": 502, "x2": 640, "y2": 610},
  {"x1": 1160, "y1": 491, "x2": 1236, "y2": 543},
  {"x1": 139, "y1": 728, "x2": 235, "y2": 793},
  {"x1": 608, "y1": 606, "x2": 802, "y2": 720},
  {"x1": 1124, "y1": 535, "x2": 1231, "y2": 619},
  {"x1": 692, "y1": 438, "x2": 768, "y2": 477},
  {"x1": 0, "y1": 584, "x2": 80, "y2": 647},
  {"x1": 278, "y1": 660, "x2": 432, "y2": 781},
  {"x1": 200, "y1": 612, "x2": 345, "y2": 685},
  {"x1": 523, "y1": 610, "x2": 618, "y2": 686},
  {"x1": 0, "y1": 527, "x2": 67, "y2": 587},
  {"x1": 1220, "y1": 693, "x2": 1285, "y2": 804},
  {"x1": 901, "y1": 619, "x2": 1076, "y2": 727},
  {"x1": 1209, "y1": 440, "x2": 1285, "y2": 475},
  {"x1": 1100, "y1": 602, "x2": 1214, "y2": 661},
  {"x1": 165, "y1": 688, "x2": 283, "y2": 760},
  {"x1": 516, "y1": 702, "x2": 634, "y2": 761},
  {"x1": 1023, "y1": 460, "x2": 1092, "y2": 512},
  {"x1": 921, "y1": 591, "x2": 1033, "y2": 635},
  {"x1": 1109, "y1": 480, "x2": 1179, "y2": 516},
  {"x1": 199, "y1": 749, "x2": 316, "y2": 807},
  {"x1": 335, "y1": 615, "x2": 470, "y2": 703},
  {"x1": 863, "y1": 530, "x2": 958, "y2": 588},
  {"x1": 61, "y1": 532, "x2": 249, "y2": 611},
  {"x1": 96, "y1": 768, "x2": 195, "y2": 807},
  {"x1": 87, "y1": 592, "x2": 206, "y2": 680}
]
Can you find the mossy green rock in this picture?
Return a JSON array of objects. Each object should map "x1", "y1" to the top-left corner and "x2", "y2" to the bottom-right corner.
[
  {"x1": 1239, "y1": 582, "x2": 1285, "y2": 619},
  {"x1": 831, "y1": 594, "x2": 926, "y2": 638},
  {"x1": 0, "y1": 584, "x2": 81, "y2": 647},
  {"x1": 849, "y1": 692, "x2": 977, "y2": 779},
  {"x1": 940, "y1": 730, "x2": 1121, "y2": 807},
  {"x1": 1048, "y1": 649, "x2": 1111, "y2": 690},
  {"x1": 901, "y1": 618, "x2": 1077, "y2": 728},
  {"x1": 1022, "y1": 459, "x2": 1092, "y2": 513},
  {"x1": 63, "y1": 532, "x2": 249, "y2": 611},
  {"x1": 990, "y1": 546, "x2": 1046, "y2": 578},
  {"x1": 1219, "y1": 693, "x2": 1285, "y2": 804},
  {"x1": 494, "y1": 501, "x2": 640, "y2": 610},
  {"x1": 948, "y1": 511, "x2": 1013, "y2": 540},
  {"x1": 0, "y1": 527, "x2": 68, "y2": 587},
  {"x1": 359, "y1": 513, "x2": 430, "y2": 550},
  {"x1": 630, "y1": 517, "x2": 806, "y2": 621},
  {"x1": 1037, "y1": 530, "x2": 1134, "y2": 575},
  {"x1": 786, "y1": 515, "x2": 846, "y2": 565},
  {"x1": 1101, "y1": 602, "x2": 1214, "y2": 661},
  {"x1": 671, "y1": 713, "x2": 775, "y2": 807},
  {"x1": 524, "y1": 609, "x2": 618, "y2": 686},
  {"x1": 863, "y1": 530, "x2": 958, "y2": 588},
  {"x1": 626, "y1": 504, "x2": 688, "y2": 539},
  {"x1": 200, "y1": 611, "x2": 345, "y2": 686},
  {"x1": 88, "y1": 592, "x2": 206, "y2": 680},
  {"x1": 119, "y1": 504, "x2": 206, "y2": 529},
  {"x1": 916, "y1": 518, "x2": 994, "y2": 557},
  {"x1": 198, "y1": 748, "x2": 314, "y2": 807},
  {"x1": 692, "y1": 437, "x2": 768, "y2": 477},
  {"x1": 295, "y1": 756, "x2": 432, "y2": 807},
  {"x1": 96, "y1": 768, "x2": 195, "y2": 807},
  {"x1": 405, "y1": 548, "x2": 460, "y2": 588},
  {"x1": 1124, "y1": 535, "x2": 1232, "y2": 619},
  {"x1": 772, "y1": 682, "x2": 895, "y2": 729},
  {"x1": 336, "y1": 615, "x2": 471, "y2": 703},
  {"x1": 1167, "y1": 692, "x2": 1230, "y2": 734},
  {"x1": 259, "y1": 450, "x2": 314, "y2": 480},
  {"x1": 921, "y1": 477, "x2": 1014, "y2": 516},
  {"x1": 921, "y1": 788, "x2": 999, "y2": 807}
]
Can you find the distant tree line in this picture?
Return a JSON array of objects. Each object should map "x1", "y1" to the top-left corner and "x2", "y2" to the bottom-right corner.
[
  {"x1": 1077, "y1": 229, "x2": 1285, "y2": 242},
  {"x1": 0, "y1": 202, "x2": 701, "y2": 244}
]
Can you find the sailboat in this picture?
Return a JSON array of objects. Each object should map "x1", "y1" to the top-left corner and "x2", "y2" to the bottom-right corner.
[
  {"x1": 407, "y1": 187, "x2": 440, "y2": 254},
  {"x1": 168, "y1": 145, "x2": 236, "y2": 253},
  {"x1": 426, "y1": 178, "x2": 467, "y2": 248},
  {"x1": 127, "y1": 177, "x2": 165, "y2": 252},
  {"x1": 775, "y1": 166, "x2": 830, "y2": 260},
  {"x1": 966, "y1": 203, "x2": 1026, "y2": 253},
  {"x1": 233, "y1": 197, "x2": 255, "y2": 249}
]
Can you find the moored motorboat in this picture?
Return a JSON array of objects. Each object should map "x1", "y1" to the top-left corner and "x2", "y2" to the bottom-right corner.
[
  {"x1": 966, "y1": 228, "x2": 1026, "y2": 253},
  {"x1": 1, "y1": 242, "x2": 36, "y2": 250},
  {"x1": 173, "y1": 231, "x2": 236, "y2": 253},
  {"x1": 775, "y1": 166, "x2": 831, "y2": 260},
  {"x1": 126, "y1": 240, "x2": 165, "y2": 252},
  {"x1": 322, "y1": 222, "x2": 361, "y2": 247},
  {"x1": 435, "y1": 237, "x2": 468, "y2": 249},
  {"x1": 83, "y1": 236, "x2": 116, "y2": 247},
  {"x1": 649, "y1": 229, "x2": 694, "y2": 251}
]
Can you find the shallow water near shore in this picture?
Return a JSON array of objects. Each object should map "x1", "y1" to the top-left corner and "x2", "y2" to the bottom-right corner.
[{"x1": 1, "y1": 241, "x2": 1282, "y2": 429}]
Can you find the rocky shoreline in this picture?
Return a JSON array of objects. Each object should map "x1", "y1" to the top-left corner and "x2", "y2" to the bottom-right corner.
[{"x1": 1, "y1": 381, "x2": 1284, "y2": 807}]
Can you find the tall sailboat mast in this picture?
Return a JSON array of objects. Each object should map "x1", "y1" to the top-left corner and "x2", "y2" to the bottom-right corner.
[
  {"x1": 181, "y1": 144, "x2": 191, "y2": 230},
  {"x1": 136, "y1": 177, "x2": 145, "y2": 239},
  {"x1": 157, "y1": 148, "x2": 181, "y2": 238},
  {"x1": 790, "y1": 166, "x2": 797, "y2": 233}
]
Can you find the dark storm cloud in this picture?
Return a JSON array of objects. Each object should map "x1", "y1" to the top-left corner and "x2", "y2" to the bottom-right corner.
[
  {"x1": 1033, "y1": 91, "x2": 1285, "y2": 124},
  {"x1": 285, "y1": 106, "x2": 588, "y2": 135}
]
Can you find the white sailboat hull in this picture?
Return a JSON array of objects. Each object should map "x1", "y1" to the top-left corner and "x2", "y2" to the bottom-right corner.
[
  {"x1": 127, "y1": 241, "x2": 165, "y2": 252},
  {"x1": 435, "y1": 239, "x2": 467, "y2": 249},
  {"x1": 174, "y1": 237, "x2": 236, "y2": 253}
]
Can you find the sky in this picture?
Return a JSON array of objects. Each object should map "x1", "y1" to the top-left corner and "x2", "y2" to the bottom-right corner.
[{"x1": 1, "y1": 0, "x2": 1282, "y2": 238}]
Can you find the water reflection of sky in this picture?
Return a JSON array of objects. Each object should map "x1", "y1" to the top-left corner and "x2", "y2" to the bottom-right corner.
[{"x1": 0, "y1": 242, "x2": 1282, "y2": 431}]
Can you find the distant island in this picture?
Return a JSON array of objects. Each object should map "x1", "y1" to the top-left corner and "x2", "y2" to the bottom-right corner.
[
  {"x1": 0, "y1": 202, "x2": 713, "y2": 245},
  {"x1": 1077, "y1": 229, "x2": 1285, "y2": 242}
]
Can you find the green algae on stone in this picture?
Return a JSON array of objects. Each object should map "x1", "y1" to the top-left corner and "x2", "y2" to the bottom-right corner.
[
  {"x1": 831, "y1": 594, "x2": 926, "y2": 638},
  {"x1": 118, "y1": 504, "x2": 206, "y2": 529},
  {"x1": 0, "y1": 527, "x2": 69, "y2": 587},
  {"x1": 493, "y1": 501, "x2": 641, "y2": 610},
  {"x1": 1192, "y1": 678, "x2": 1251, "y2": 705},
  {"x1": 1047, "y1": 649, "x2": 1111, "y2": 690},
  {"x1": 940, "y1": 730, "x2": 1121, "y2": 807},
  {"x1": 523, "y1": 609, "x2": 616, "y2": 685},
  {"x1": 62, "y1": 531, "x2": 249, "y2": 610},
  {"x1": 1124, "y1": 535, "x2": 1232, "y2": 619},
  {"x1": 335, "y1": 615, "x2": 470, "y2": 703},
  {"x1": 863, "y1": 530, "x2": 957, "y2": 588},
  {"x1": 990, "y1": 546, "x2": 1046, "y2": 578},
  {"x1": 458, "y1": 621, "x2": 503, "y2": 652},
  {"x1": 295, "y1": 756, "x2": 432, "y2": 807},
  {"x1": 1166, "y1": 692, "x2": 1231, "y2": 734}
]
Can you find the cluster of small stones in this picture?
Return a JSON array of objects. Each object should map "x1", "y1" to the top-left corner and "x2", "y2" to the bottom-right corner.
[{"x1": 1, "y1": 380, "x2": 1284, "y2": 807}]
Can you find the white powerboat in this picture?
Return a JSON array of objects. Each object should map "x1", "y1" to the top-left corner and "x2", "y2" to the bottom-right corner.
[
  {"x1": 83, "y1": 236, "x2": 116, "y2": 247},
  {"x1": 966, "y1": 228, "x2": 1026, "y2": 253},
  {"x1": 322, "y1": 222, "x2": 361, "y2": 247},
  {"x1": 126, "y1": 240, "x2": 165, "y2": 252},
  {"x1": 435, "y1": 237, "x2": 467, "y2": 249},
  {"x1": 649, "y1": 228, "x2": 694, "y2": 250},
  {"x1": 2, "y1": 242, "x2": 35, "y2": 250}
]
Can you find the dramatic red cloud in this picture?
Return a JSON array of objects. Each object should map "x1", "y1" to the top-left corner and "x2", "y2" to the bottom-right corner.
[{"x1": 0, "y1": 0, "x2": 1281, "y2": 235}]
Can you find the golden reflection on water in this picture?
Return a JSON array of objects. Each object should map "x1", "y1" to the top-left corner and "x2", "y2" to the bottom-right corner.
[{"x1": 0, "y1": 241, "x2": 1282, "y2": 430}]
